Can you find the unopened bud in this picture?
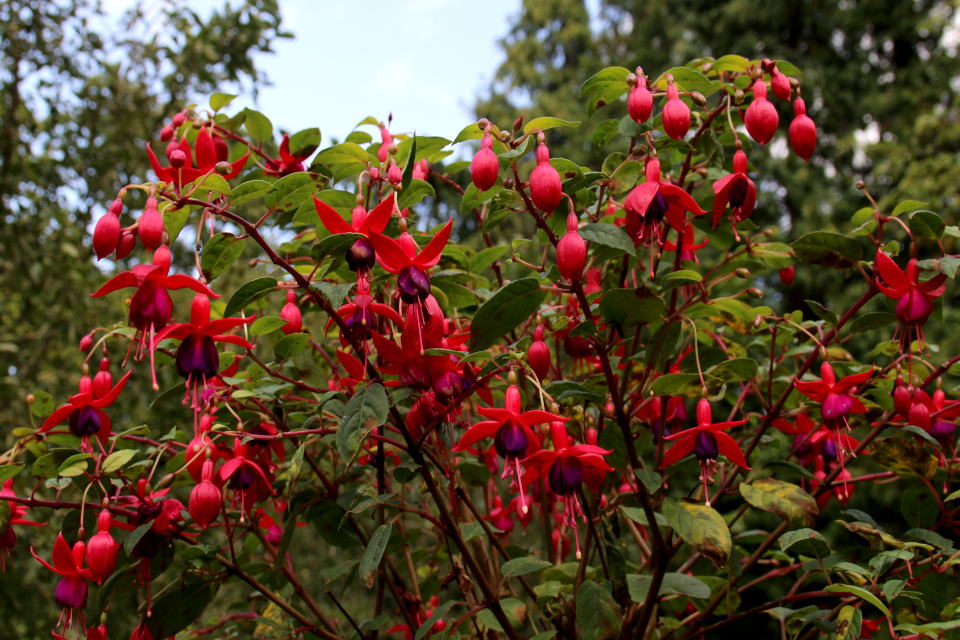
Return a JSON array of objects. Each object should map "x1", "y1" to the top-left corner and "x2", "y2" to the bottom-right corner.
[
  {"x1": 191, "y1": 120, "x2": 202, "y2": 129},
  {"x1": 77, "y1": 527, "x2": 86, "y2": 540},
  {"x1": 626, "y1": 72, "x2": 637, "y2": 86},
  {"x1": 159, "y1": 473, "x2": 175, "y2": 489},
  {"x1": 215, "y1": 161, "x2": 232, "y2": 174},
  {"x1": 26, "y1": 394, "x2": 35, "y2": 404},
  {"x1": 388, "y1": 142, "x2": 398, "y2": 155},
  {"x1": 502, "y1": 176, "x2": 516, "y2": 190},
  {"x1": 855, "y1": 181, "x2": 865, "y2": 190},
  {"x1": 171, "y1": 112, "x2": 186, "y2": 127},
  {"x1": 82, "y1": 363, "x2": 90, "y2": 376},
  {"x1": 160, "y1": 125, "x2": 174, "y2": 141},
  {"x1": 507, "y1": 370, "x2": 518, "y2": 385},
  {"x1": 701, "y1": 385, "x2": 709, "y2": 397},
  {"x1": 789, "y1": 77, "x2": 800, "y2": 89},
  {"x1": 690, "y1": 91, "x2": 707, "y2": 106},
  {"x1": 735, "y1": 268, "x2": 750, "y2": 279},
  {"x1": 169, "y1": 150, "x2": 186, "y2": 168},
  {"x1": 498, "y1": 130, "x2": 511, "y2": 143},
  {"x1": 513, "y1": 115, "x2": 524, "y2": 132},
  {"x1": 398, "y1": 218, "x2": 408, "y2": 233},
  {"x1": 551, "y1": 402, "x2": 560, "y2": 414},
  {"x1": 747, "y1": 288, "x2": 764, "y2": 299},
  {"x1": 356, "y1": 193, "x2": 365, "y2": 206},
  {"x1": 79, "y1": 331, "x2": 95, "y2": 352},
  {"x1": 734, "y1": 89, "x2": 745, "y2": 104},
  {"x1": 753, "y1": 315, "x2": 763, "y2": 329},
  {"x1": 247, "y1": 258, "x2": 258, "y2": 268},
  {"x1": 818, "y1": 346, "x2": 827, "y2": 359},
  {"x1": 478, "y1": 118, "x2": 490, "y2": 129}
]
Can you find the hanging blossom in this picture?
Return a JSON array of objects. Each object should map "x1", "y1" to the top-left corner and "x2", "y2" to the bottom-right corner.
[
  {"x1": 147, "y1": 126, "x2": 248, "y2": 187},
  {"x1": 314, "y1": 192, "x2": 395, "y2": 289},
  {"x1": 0, "y1": 479, "x2": 44, "y2": 570},
  {"x1": 874, "y1": 250, "x2": 947, "y2": 353},
  {"x1": 31, "y1": 533, "x2": 93, "y2": 638},
  {"x1": 39, "y1": 370, "x2": 131, "y2": 454},
  {"x1": 661, "y1": 398, "x2": 749, "y2": 506}
]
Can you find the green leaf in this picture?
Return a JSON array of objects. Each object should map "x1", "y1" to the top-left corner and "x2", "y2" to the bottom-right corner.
[
  {"x1": 460, "y1": 182, "x2": 503, "y2": 213},
  {"x1": 58, "y1": 453, "x2": 93, "y2": 477},
  {"x1": 501, "y1": 556, "x2": 552, "y2": 577},
  {"x1": 209, "y1": 93, "x2": 237, "y2": 111},
  {"x1": 224, "y1": 277, "x2": 277, "y2": 317},
  {"x1": 523, "y1": 117, "x2": 581, "y2": 134},
  {"x1": 273, "y1": 333, "x2": 310, "y2": 360},
  {"x1": 123, "y1": 520, "x2": 156, "y2": 556},
  {"x1": 229, "y1": 179, "x2": 276, "y2": 206},
  {"x1": 0, "y1": 464, "x2": 24, "y2": 483},
  {"x1": 863, "y1": 437, "x2": 938, "y2": 478},
  {"x1": 847, "y1": 312, "x2": 897, "y2": 334},
  {"x1": 891, "y1": 200, "x2": 927, "y2": 217},
  {"x1": 546, "y1": 380, "x2": 605, "y2": 404},
  {"x1": 580, "y1": 67, "x2": 631, "y2": 97},
  {"x1": 336, "y1": 383, "x2": 390, "y2": 468},
  {"x1": 618, "y1": 114, "x2": 652, "y2": 138},
  {"x1": 580, "y1": 223, "x2": 635, "y2": 257},
  {"x1": 598, "y1": 289, "x2": 665, "y2": 330},
  {"x1": 469, "y1": 278, "x2": 546, "y2": 351},
  {"x1": 653, "y1": 67, "x2": 717, "y2": 94},
  {"x1": 909, "y1": 210, "x2": 945, "y2": 239},
  {"x1": 146, "y1": 574, "x2": 218, "y2": 638},
  {"x1": 779, "y1": 527, "x2": 830, "y2": 558},
  {"x1": 916, "y1": 256, "x2": 960, "y2": 279},
  {"x1": 194, "y1": 173, "x2": 232, "y2": 195},
  {"x1": 250, "y1": 315, "x2": 289, "y2": 337},
  {"x1": 285, "y1": 444, "x2": 305, "y2": 498},
  {"x1": 627, "y1": 573, "x2": 712, "y2": 603},
  {"x1": 825, "y1": 584, "x2": 890, "y2": 618},
  {"x1": 707, "y1": 358, "x2": 759, "y2": 383},
  {"x1": 400, "y1": 133, "x2": 417, "y2": 192},
  {"x1": 397, "y1": 178, "x2": 435, "y2": 209},
  {"x1": 359, "y1": 523, "x2": 392, "y2": 588},
  {"x1": 806, "y1": 300, "x2": 838, "y2": 326},
  {"x1": 709, "y1": 55, "x2": 751, "y2": 73},
  {"x1": 289, "y1": 127, "x2": 322, "y2": 157},
  {"x1": 243, "y1": 108, "x2": 273, "y2": 142},
  {"x1": 415, "y1": 601, "x2": 457, "y2": 640},
  {"x1": 650, "y1": 372, "x2": 723, "y2": 398},
  {"x1": 162, "y1": 205, "x2": 191, "y2": 242},
  {"x1": 470, "y1": 245, "x2": 510, "y2": 273},
  {"x1": 200, "y1": 232, "x2": 245, "y2": 282},
  {"x1": 661, "y1": 497, "x2": 732, "y2": 568},
  {"x1": 592, "y1": 119, "x2": 620, "y2": 148},
  {"x1": 740, "y1": 478, "x2": 819, "y2": 528},
  {"x1": 662, "y1": 269, "x2": 703, "y2": 283},
  {"x1": 265, "y1": 172, "x2": 324, "y2": 212},
  {"x1": 313, "y1": 281, "x2": 354, "y2": 310},
  {"x1": 31, "y1": 449, "x2": 74, "y2": 478},
  {"x1": 311, "y1": 232, "x2": 364, "y2": 264},
  {"x1": 101, "y1": 450, "x2": 137, "y2": 474},
  {"x1": 791, "y1": 232, "x2": 863, "y2": 269},
  {"x1": 576, "y1": 580, "x2": 622, "y2": 640}
]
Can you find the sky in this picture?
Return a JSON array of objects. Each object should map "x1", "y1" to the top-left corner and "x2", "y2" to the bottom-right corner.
[{"x1": 104, "y1": 0, "x2": 533, "y2": 146}]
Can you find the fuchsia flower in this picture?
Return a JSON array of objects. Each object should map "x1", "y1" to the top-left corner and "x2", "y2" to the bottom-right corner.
[
  {"x1": 522, "y1": 421, "x2": 612, "y2": 558},
  {"x1": 470, "y1": 133, "x2": 499, "y2": 191},
  {"x1": 557, "y1": 211, "x2": 587, "y2": 282},
  {"x1": 454, "y1": 385, "x2": 565, "y2": 508},
  {"x1": 91, "y1": 245, "x2": 217, "y2": 385},
  {"x1": 528, "y1": 325, "x2": 551, "y2": 380},
  {"x1": 219, "y1": 438, "x2": 276, "y2": 519},
  {"x1": 623, "y1": 158, "x2": 706, "y2": 274},
  {"x1": 86, "y1": 510, "x2": 119, "y2": 585},
  {"x1": 795, "y1": 361, "x2": 873, "y2": 433},
  {"x1": 0, "y1": 479, "x2": 44, "y2": 570},
  {"x1": 530, "y1": 142, "x2": 563, "y2": 213},
  {"x1": 31, "y1": 533, "x2": 93, "y2": 636},
  {"x1": 744, "y1": 80, "x2": 778, "y2": 145},
  {"x1": 664, "y1": 223, "x2": 708, "y2": 264},
  {"x1": 153, "y1": 293, "x2": 254, "y2": 410},
  {"x1": 39, "y1": 370, "x2": 132, "y2": 453},
  {"x1": 628, "y1": 67, "x2": 653, "y2": 124},
  {"x1": 874, "y1": 250, "x2": 947, "y2": 351},
  {"x1": 327, "y1": 283, "x2": 403, "y2": 348},
  {"x1": 264, "y1": 133, "x2": 310, "y2": 176},
  {"x1": 314, "y1": 193, "x2": 395, "y2": 287},
  {"x1": 711, "y1": 150, "x2": 756, "y2": 239},
  {"x1": 147, "y1": 127, "x2": 248, "y2": 187},
  {"x1": 789, "y1": 97, "x2": 817, "y2": 162},
  {"x1": 661, "y1": 398, "x2": 749, "y2": 506}
]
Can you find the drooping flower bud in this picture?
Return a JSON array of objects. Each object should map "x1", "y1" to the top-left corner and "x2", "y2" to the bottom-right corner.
[
  {"x1": 387, "y1": 162, "x2": 403, "y2": 186},
  {"x1": 471, "y1": 134, "x2": 499, "y2": 192},
  {"x1": 138, "y1": 196, "x2": 164, "y2": 252},
  {"x1": 92, "y1": 358, "x2": 113, "y2": 399},
  {"x1": 168, "y1": 149, "x2": 187, "y2": 169},
  {"x1": 780, "y1": 266, "x2": 795, "y2": 286},
  {"x1": 789, "y1": 97, "x2": 817, "y2": 162},
  {"x1": 744, "y1": 80, "x2": 779, "y2": 145},
  {"x1": 189, "y1": 459, "x2": 222, "y2": 529},
  {"x1": 628, "y1": 69, "x2": 653, "y2": 124},
  {"x1": 87, "y1": 510, "x2": 119, "y2": 584},
  {"x1": 377, "y1": 125, "x2": 392, "y2": 163},
  {"x1": 79, "y1": 331, "x2": 95, "y2": 352},
  {"x1": 160, "y1": 124, "x2": 174, "y2": 141},
  {"x1": 212, "y1": 134, "x2": 229, "y2": 163},
  {"x1": 530, "y1": 144, "x2": 562, "y2": 212},
  {"x1": 115, "y1": 229, "x2": 136, "y2": 260},
  {"x1": 93, "y1": 211, "x2": 121, "y2": 260},
  {"x1": 557, "y1": 211, "x2": 587, "y2": 282},
  {"x1": 908, "y1": 389, "x2": 931, "y2": 431},
  {"x1": 280, "y1": 290, "x2": 302, "y2": 335},
  {"x1": 770, "y1": 69, "x2": 791, "y2": 101},
  {"x1": 893, "y1": 375, "x2": 912, "y2": 419},
  {"x1": 171, "y1": 110, "x2": 187, "y2": 127},
  {"x1": 662, "y1": 82, "x2": 691, "y2": 140},
  {"x1": 528, "y1": 325, "x2": 551, "y2": 380}
]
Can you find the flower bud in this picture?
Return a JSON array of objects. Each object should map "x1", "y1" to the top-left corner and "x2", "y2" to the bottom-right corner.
[
  {"x1": 557, "y1": 211, "x2": 587, "y2": 282},
  {"x1": 115, "y1": 229, "x2": 136, "y2": 260},
  {"x1": 780, "y1": 266, "x2": 795, "y2": 286},
  {"x1": 387, "y1": 162, "x2": 403, "y2": 186},
  {"x1": 690, "y1": 91, "x2": 707, "y2": 106},
  {"x1": 498, "y1": 130, "x2": 511, "y2": 143},
  {"x1": 735, "y1": 268, "x2": 750, "y2": 279},
  {"x1": 789, "y1": 97, "x2": 817, "y2": 162},
  {"x1": 734, "y1": 89, "x2": 745, "y2": 104},
  {"x1": 160, "y1": 124, "x2": 174, "y2": 141},
  {"x1": 908, "y1": 393, "x2": 931, "y2": 431},
  {"x1": 79, "y1": 331, "x2": 95, "y2": 352},
  {"x1": 627, "y1": 71, "x2": 653, "y2": 124},
  {"x1": 744, "y1": 80, "x2": 778, "y2": 145},
  {"x1": 280, "y1": 290, "x2": 302, "y2": 335},
  {"x1": 171, "y1": 110, "x2": 187, "y2": 127},
  {"x1": 92, "y1": 357, "x2": 112, "y2": 399},
  {"x1": 377, "y1": 125, "x2": 392, "y2": 163},
  {"x1": 513, "y1": 115, "x2": 524, "y2": 132},
  {"x1": 138, "y1": 197, "x2": 164, "y2": 252},
  {"x1": 662, "y1": 83, "x2": 691, "y2": 140},
  {"x1": 93, "y1": 211, "x2": 121, "y2": 260},
  {"x1": 530, "y1": 144, "x2": 562, "y2": 213},
  {"x1": 747, "y1": 288, "x2": 764, "y2": 298},
  {"x1": 770, "y1": 69, "x2": 791, "y2": 101},
  {"x1": 215, "y1": 160, "x2": 232, "y2": 174},
  {"x1": 189, "y1": 459, "x2": 222, "y2": 529},
  {"x1": 369, "y1": 167, "x2": 381, "y2": 181},
  {"x1": 470, "y1": 135, "x2": 499, "y2": 192},
  {"x1": 502, "y1": 176, "x2": 516, "y2": 190},
  {"x1": 169, "y1": 149, "x2": 187, "y2": 169},
  {"x1": 528, "y1": 325, "x2": 551, "y2": 380},
  {"x1": 86, "y1": 510, "x2": 118, "y2": 584}
]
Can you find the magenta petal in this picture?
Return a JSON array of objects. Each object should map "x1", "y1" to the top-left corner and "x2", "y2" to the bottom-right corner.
[
  {"x1": 55, "y1": 573, "x2": 88, "y2": 608},
  {"x1": 821, "y1": 392, "x2": 854, "y2": 422}
]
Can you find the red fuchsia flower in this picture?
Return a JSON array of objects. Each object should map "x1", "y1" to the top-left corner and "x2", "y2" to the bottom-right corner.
[
  {"x1": 92, "y1": 356, "x2": 113, "y2": 399},
  {"x1": 528, "y1": 325, "x2": 551, "y2": 380},
  {"x1": 487, "y1": 495, "x2": 515, "y2": 535},
  {"x1": 327, "y1": 282, "x2": 403, "y2": 350},
  {"x1": 138, "y1": 196, "x2": 164, "y2": 252},
  {"x1": 185, "y1": 413, "x2": 226, "y2": 481},
  {"x1": 811, "y1": 456, "x2": 853, "y2": 509},
  {"x1": 115, "y1": 229, "x2": 136, "y2": 259},
  {"x1": 794, "y1": 361, "x2": 873, "y2": 463},
  {"x1": 455, "y1": 384, "x2": 565, "y2": 508},
  {"x1": 530, "y1": 142, "x2": 563, "y2": 213},
  {"x1": 664, "y1": 222, "x2": 708, "y2": 264},
  {"x1": 190, "y1": 458, "x2": 223, "y2": 529},
  {"x1": 31, "y1": 533, "x2": 92, "y2": 636},
  {"x1": 314, "y1": 192, "x2": 395, "y2": 288},
  {"x1": 370, "y1": 218, "x2": 453, "y2": 331},
  {"x1": 789, "y1": 97, "x2": 817, "y2": 161},
  {"x1": 773, "y1": 412, "x2": 821, "y2": 466},
  {"x1": 471, "y1": 133, "x2": 499, "y2": 191},
  {"x1": 93, "y1": 198, "x2": 123, "y2": 260},
  {"x1": 780, "y1": 266, "x2": 795, "y2": 286},
  {"x1": 411, "y1": 159, "x2": 430, "y2": 181},
  {"x1": 91, "y1": 245, "x2": 217, "y2": 381},
  {"x1": 584, "y1": 267, "x2": 602, "y2": 296},
  {"x1": 661, "y1": 398, "x2": 749, "y2": 506},
  {"x1": 623, "y1": 158, "x2": 706, "y2": 274},
  {"x1": 711, "y1": 150, "x2": 756, "y2": 239},
  {"x1": 86, "y1": 510, "x2": 119, "y2": 585},
  {"x1": 264, "y1": 133, "x2": 309, "y2": 176},
  {"x1": 40, "y1": 370, "x2": 132, "y2": 453},
  {"x1": 377, "y1": 124, "x2": 393, "y2": 163},
  {"x1": 744, "y1": 80, "x2": 779, "y2": 145},
  {"x1": 153, "y1": 293, "x2": 254, "y2": 410},
  {"x1": 0, "y1": 479, "x2": 44, "y2": 570},
  {"x1": 219, "y1": 438, "x2": 276, "y2": 519},
  {"x1": 769, "y1": 66, "x2": 792, "y2": 101},
  {"x1": 373, "y1": 330, "x2": 432, "y2": 391},
  {"x1": 662, "y1": 81, "x2": 690, "y2": 140},
  {"x1": 929, "y1": 388, "x2": 959, "y2": 445},
  {"x1": 280, "y1": 289, "x2": 303, "y2": 335},
  {"x1": 329, "y1": 348, "x2": 367, "y2": 392},
  {"x1": 628, "y1": 68, "x2": 653, "y2": 124},
  {"x1": 522, "y1": 421, "x2": 612, "y2": 558},
  {"x1": 130, "y1": 622, "x2": 154, "y2": 640},
  {"x1": 387, "y1": 595, "x2": 447, "y2": 640},
  {"x1": 874, "y1": 250, "x2": 947, "y2": 352},
  {"x1": 892, "y1": 373, "x2": 914, "y2": 419},
  {"x1": 54, "y1": 623, "x2": 108, "y2": 640},
  {"x1": 557, "y1": 211, "x2": 587, "y2": 282},
  {"x1": 386, "y1": 161, "x2": 403, "y2": 186},
  {"x1": 147, "y1": 127, "x2": 248, "y2": 187}
]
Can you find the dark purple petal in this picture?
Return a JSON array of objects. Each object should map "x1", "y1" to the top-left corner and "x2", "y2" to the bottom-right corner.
[
  {"x1": 821, "y1": 392, "x2": 854, "y2": 422},
  {"x1": 727, "y1": 177, "x2": 749, "y2": 208},
  {"x1": 694, "y1": 431, "x2": 719, "y2": 461},
  {"x1": 896, "y1": 288, "x2": 934, "y2": 326},
  {"x1": 494, "y1": 420, "x2": 528, "y2": 459},
  {"x1": 548, "y1": 456, "x2": 584, "y2": 496},
  {"x1": 397, "y1": 266, "x2": 431, "y2": 303},
  {"x1": 176, "y1": 333, "x2": 220, "y2": 380},
  {"x1": 69, "y1": 405, "x2": 102, "y2": 437},
  {"x1": 346, "y1": 237, "x2": 377, "y2": 273},
  {"x1": 130, "y1": 280, "x2": 173, "y2": 332},
  {"x1": 55, "y1": 574, "x2": 88, "y2": 609}
]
